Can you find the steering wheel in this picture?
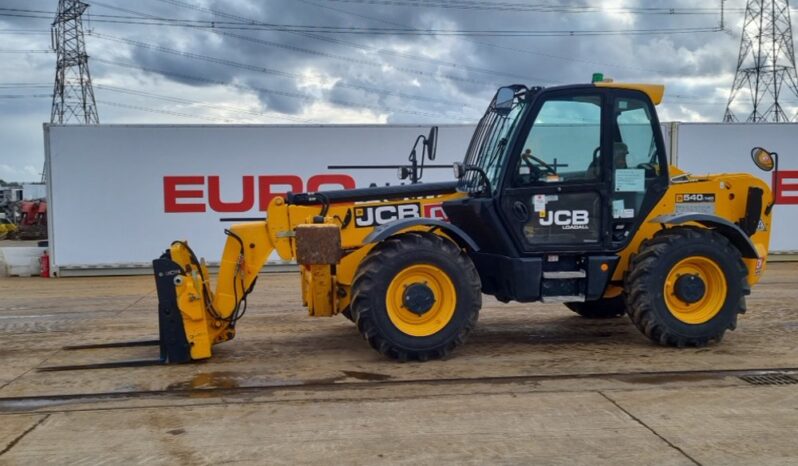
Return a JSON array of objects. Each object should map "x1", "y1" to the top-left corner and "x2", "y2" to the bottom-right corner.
[{"x1": 521, "y1": 151, "x2": 558, "y2": 176}]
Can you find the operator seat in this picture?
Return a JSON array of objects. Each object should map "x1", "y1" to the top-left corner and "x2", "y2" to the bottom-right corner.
[
  {"x1": 586, "y1": 142, "x2": 629, "y2": 179},
  {"x1": 613, "y1": 142, "x2": 629, "y2": 169}
]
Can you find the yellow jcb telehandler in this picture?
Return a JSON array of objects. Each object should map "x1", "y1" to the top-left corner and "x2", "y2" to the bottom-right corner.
[{"x1": 48, "y1": 78, "x2": 777, "y2": 370}]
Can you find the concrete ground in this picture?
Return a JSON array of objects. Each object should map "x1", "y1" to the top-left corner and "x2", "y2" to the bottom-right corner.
[{"x1": 0, "y1": 263, "x2": 797, "y2": 465}]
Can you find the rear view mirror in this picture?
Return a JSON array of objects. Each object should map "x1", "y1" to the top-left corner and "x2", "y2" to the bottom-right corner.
[
  {"x1": 751, "y1": 147, "x2": 776, "y2": 172},
  {"x1": 453, "y1": 162, "x2": 465, "y2": 179},
  {"x1": 397, "y1": 166, "x2": 411, "y2": 180},
  {"x1": 494, "y1": 87, "x2": 515, "y2": 116},
  {"x1": 425, "y1": 126, "x2": 438, "y2": 161}
]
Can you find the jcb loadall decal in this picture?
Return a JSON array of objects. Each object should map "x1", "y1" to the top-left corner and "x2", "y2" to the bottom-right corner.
[
  {"x1": 355, "y1": 203, "x2": 421, "y2": 227},
  {"x1": 353, "y1": 202, "x2": 448, "y2": 227},
  {"x1": 539, "y1": 210, "x2": 590, "y2": 230}
]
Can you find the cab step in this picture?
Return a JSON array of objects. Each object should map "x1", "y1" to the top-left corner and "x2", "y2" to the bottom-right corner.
[{"x1": 542, "y1": 270, "x2": 586, "y2": 279}]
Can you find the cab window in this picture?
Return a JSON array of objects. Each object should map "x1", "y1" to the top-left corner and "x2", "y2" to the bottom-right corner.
[
  {"x1": 515, "y1": 95, "x2": 602, "y2": 185},
  {"x1": 614, "y1": 98, "x2": 660, "y2": 175},
  {"x1": 609, "y1": 96, "x2": 662, "y2": 242}
]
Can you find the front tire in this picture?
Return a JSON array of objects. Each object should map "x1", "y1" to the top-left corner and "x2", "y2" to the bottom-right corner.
[
  {"x1": 625, "y1": 227, "x2": 749, "y2": 347},
  {"x1": 350, "y1": 232, "x2": 481, "y2": 361}
]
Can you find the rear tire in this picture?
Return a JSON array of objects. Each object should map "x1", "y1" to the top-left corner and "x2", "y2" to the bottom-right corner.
[
  {"x1": 565, "y1": 296, "x2": 625, "y2": 319},
  {"x1": 350, "y1": 232, "x2": 481, "y2": 361},
  {"x1": 625, "y1": 227, "x2": 749, "y2": 347}
]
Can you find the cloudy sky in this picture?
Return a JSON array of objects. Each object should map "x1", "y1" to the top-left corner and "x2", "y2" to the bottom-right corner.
[{"x1": 0, "y1": 0, "x2": 770, "y2": 181}]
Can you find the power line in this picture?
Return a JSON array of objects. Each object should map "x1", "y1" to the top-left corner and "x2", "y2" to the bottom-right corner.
[
  {"x1": 315, "y1": 0, "x2": 741, "y2": 15},
  {"x1": 94, "y1": 57, "x2": 477, "y2": 121},
  {"x1": 0, "y1": 29, "x2": 50, "y2": 34},
  {"x1": 149, "y1": 0, "x2": 551, "y2": 83},
  {"x1": 0, "y1": 94, "x2": 52, "y2": 99},
  {"x1": 90, "y1": 1, "x2": 509, "y2": 87},
  {"x1": 0, "y1": 83, "x2": 52, "y2": 87},
  {"x1": 94, "y1": 84, "x2": 321, "y2": 124},
  {"x1": 297, "y1": 0, "x2": 680, "y2": 75},
  {"x1": 89, "y1": 32, "x2": 476, "y2": 118},
  {"x1": 97, "y1": 99, "x2": 236, "y2": 122},
  {"x1": 0, "y1": 49, "x2": 52, "y2": 53},
  {"x1": 78, "y1": 2, "x2": 720, "y2": 120},
  {"x1": 8, "y1": 2, "x2": 738, "y2": 16},
  {"x1": 0, "y1": 10, "x2": 723, "y2": 37}
]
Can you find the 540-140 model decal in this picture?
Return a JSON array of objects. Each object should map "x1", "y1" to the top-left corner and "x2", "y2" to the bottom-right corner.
[
  {"x1": 674, "y1": 193, "x2": 716, "y2": 215},
  {"x1": 676, "y1": 193, "x2": 716, "y2": 203}
]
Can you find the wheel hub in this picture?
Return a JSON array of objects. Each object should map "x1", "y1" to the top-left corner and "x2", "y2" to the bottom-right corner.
[
  {"x1": 403, "y1": 283, "x2": 436, "y2": 315},
  {"x1": 673, "y1": 274, "x2": 706, "y2": 304}
]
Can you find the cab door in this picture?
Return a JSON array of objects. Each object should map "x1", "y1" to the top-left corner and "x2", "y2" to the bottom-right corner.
[
  {"x1": 498, "y1": 89, "x2": 612, "y2": 253},
  {"x1": 605, "y1": 90, "x2": 669, "y2": 248}
]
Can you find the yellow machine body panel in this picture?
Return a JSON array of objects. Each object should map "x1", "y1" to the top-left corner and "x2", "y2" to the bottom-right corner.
[
  {"x1": 611, "y1": 171, "x2": 773, "y2": 287},
  {"x1": 165, "y1": 190, "x2": 467, "y2": 359}
]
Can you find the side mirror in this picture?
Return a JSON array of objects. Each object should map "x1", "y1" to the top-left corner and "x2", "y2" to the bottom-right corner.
[
  {"x1": 397, "y1": 166, "x2": 411, "y2": 180},
  {"x1": 453, "y1": 162, "x2": 465, "y2": 179},
  {"x1": 751, "y1": 147, "x2": 777, "y2": 172},
  {"x1": 425, "y1": 126, "x2": 438, "y2": 161},
  {"x1": 494, "y1": 86, "x2": 515, "y2": 116}
]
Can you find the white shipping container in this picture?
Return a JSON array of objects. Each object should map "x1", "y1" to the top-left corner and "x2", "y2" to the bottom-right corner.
[
  {"x1": 45, "y1": 124, "x2": 475, "y2": 275},
  {"x1": 44, "y1": 122, "x2": 792, "y2": 276}
]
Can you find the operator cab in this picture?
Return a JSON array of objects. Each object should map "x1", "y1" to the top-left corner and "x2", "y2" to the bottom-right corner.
[{"x1": 445, "y1": 77, "x2": 670, "y2": 302}]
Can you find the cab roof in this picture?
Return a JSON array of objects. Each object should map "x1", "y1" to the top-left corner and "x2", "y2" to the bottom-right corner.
[
  {"x1": 593, "y1": 82, "x2": 665, "y2": 105},
  {"x1": 531, "y1": 82, "x2": 665, "y2": 105}
]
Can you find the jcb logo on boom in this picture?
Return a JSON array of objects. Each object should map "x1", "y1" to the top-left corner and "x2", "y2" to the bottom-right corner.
[
  {"x1": 355, "y1": 203, "x2": 421, "y2": 227},
  {"x1": 540, "y1": 210, "x2": 590, "y2": 230}
]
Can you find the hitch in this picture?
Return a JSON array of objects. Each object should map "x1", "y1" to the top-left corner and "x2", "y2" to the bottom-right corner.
[
  {"x1": 38, "y1": 224, "x2": 274, "y2": 372},
  {"x1": 37, "y1": 253, "x2": 196, "y2": 372}
]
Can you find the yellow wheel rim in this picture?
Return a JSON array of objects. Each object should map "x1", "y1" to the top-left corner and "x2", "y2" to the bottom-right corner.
[
  {"x1": 664, "y1": 256, "x2": 727, "y2": 324},
  {"x1": 386, "y1": 264, "x2": 456, "y2": 337}
]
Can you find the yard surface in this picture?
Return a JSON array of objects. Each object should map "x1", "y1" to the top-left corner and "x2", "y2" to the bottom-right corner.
[{"x1": 0, "y1": 263, "x2": 796, "y2": 464}]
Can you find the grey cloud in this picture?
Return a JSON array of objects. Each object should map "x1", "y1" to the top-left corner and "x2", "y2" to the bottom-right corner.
[{"x1": 0, "y1": 0, "x2": 763, "y2": 180}]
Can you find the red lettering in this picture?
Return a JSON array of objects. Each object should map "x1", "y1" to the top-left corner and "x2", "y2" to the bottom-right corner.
[
  {"x1": 164, "y1": 174, "x2": 359, "y2": 213},
  {"x1": 164, "y1": 176, "x2": 205, "y2": 213},
  {"x1": 307, "y1": 174, "x2": 356, "y2": 192},
  {"x1": 258, "y1": 175, "x2": 302, "y2": 211},
  {"x1": 208, "y1": 176, "x2": 255, "y2": 212},
  {"x1": 423, "y1": 203, "x2": 448, "y2": 221},
  {"x1": 774, "y1": 170, "x2": 798, "y2": 205}
]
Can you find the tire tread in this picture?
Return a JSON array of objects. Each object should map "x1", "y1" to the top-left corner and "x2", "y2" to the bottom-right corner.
[{"x1": 624, "y1": 227, "x2": 749, "y2": 347}]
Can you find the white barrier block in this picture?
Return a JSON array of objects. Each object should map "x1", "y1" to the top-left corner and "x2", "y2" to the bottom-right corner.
[{"x1": 0, "y1": 247, "x2": 45, "y2": 277}]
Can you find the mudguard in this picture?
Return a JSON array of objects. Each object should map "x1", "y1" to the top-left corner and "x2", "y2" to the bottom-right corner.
[
  {"x1": 363, "y1": 218, "x2": 480, "y2": 252},
  {"x1": 650, "y1": 213, "x2": 759, "y2": 259}
]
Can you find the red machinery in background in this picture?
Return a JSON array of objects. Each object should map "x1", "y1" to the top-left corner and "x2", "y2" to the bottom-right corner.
[{"x1": 13, "y1": 199, "x2": 47, "y2": 240}]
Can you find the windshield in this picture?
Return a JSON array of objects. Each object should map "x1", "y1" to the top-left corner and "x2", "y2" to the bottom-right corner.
[{"x1": 459, "y1": 89, "x2": 528, "y2": 193}]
